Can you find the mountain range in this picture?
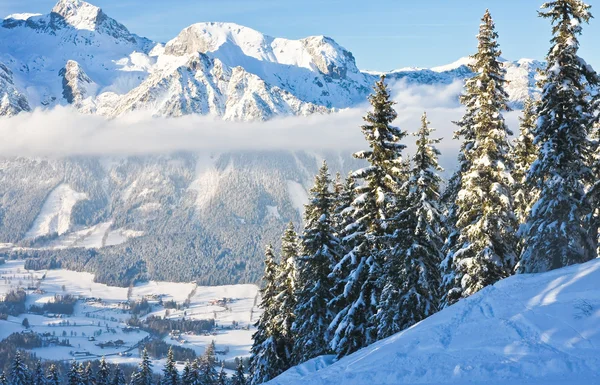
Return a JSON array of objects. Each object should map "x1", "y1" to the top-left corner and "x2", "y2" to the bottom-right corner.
[
  {"x1": 0, "y1": 0, "x2": 542, "y2": 121},
  {"x1": 0, "y1": 0, "x2": 544, "y2": 286}
]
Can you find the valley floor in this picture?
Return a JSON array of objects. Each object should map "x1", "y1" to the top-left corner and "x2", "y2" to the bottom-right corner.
[{"x1": 0, "y1": 260, "x2": 260, "y2": 371}]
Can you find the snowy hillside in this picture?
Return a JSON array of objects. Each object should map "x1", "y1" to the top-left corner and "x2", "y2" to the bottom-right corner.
[
  {"x1": 268, "y1": 259, "x2": 600, "y2": 385},
  {"x1": 0, "y1": 0, "x2": 540, "y2": 120}
]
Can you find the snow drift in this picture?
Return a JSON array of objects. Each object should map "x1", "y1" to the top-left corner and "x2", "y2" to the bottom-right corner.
[{"x1": 267, "y1": 259, "x2": 600, "y2": 385}]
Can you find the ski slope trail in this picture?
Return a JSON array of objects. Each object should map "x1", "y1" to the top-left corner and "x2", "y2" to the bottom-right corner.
[{"x1": 268, "y1": 259, "x2": 600, "y2": 385}]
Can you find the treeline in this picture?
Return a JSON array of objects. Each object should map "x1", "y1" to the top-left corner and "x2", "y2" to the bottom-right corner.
[
  {"x1": 0, "y1": 347, "x2": 247, "y2": 385},
  {"x1": 247, "y1": 2, "x2": 600, "y2": 384},
  {"x1": 0, "y1": 289, "x2": 27, "y2": 317},
  {"x1": 139, "y1": 316, "x2": 215, "y2": 336}
]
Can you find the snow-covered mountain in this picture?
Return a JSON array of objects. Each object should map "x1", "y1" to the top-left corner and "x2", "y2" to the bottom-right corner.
[
  {"x1": 0, "y1": 0, "x2": 542, "y2": 121},
  {"x1": 268, "y1": 259, "x2": 600, "y2": 385}
]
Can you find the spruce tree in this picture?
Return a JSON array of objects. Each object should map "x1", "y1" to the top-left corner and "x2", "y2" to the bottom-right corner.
[
  {"x1": 11, "y1": 352, "x2": 30, "y2": 385},
  {"x1": 161, "y1": 348, "x2": 179, "y2": 385},
  {"x1": 131, "y1": 349, "x2": 153, "y2": 385},
  {"x1": 512, "y1": 97, "x2": 539, "y2": 225},
  {"x1": 97, "y1": 358, "x2": 110, "y2": 385},
  {"x1": 248, "y1": 245, "x2": 287, "y2": 385},
  {"x1": 292, "y1": 162, "x2": 338, "y2": 364},
  {"x1": 0, "y1": 372, "x2": 7, "y2": 385},
  {"x1": 46, "y1": 365, "x2": 60, "y2": 385},
  {"x1": 111, "y1": 366, "x2": 125, "y2": 385},
  {"x1": 180, "y1": 363, "x2": 193, "y2": 385},
  {"x1": 442, "y1": 10, "x2": 518, "y2": 305},
  {"x1": 67, "y1": 362, "x2": 80, "y2": 385},
  {"x1": 230, "y1": 361, "x2": 246, "y2": 385},
  {"x1": 33, "y1": 361, "x2": 45, "y2": 385},
  {"x1": 521, "y1": 0, "x2": 599, "y2": 272},
  {"x1": 272, "y1": 223, "x2": 298, "y2": 363},
  {"x1": 327, "y1": 173, "x2": 356, "y2": 338},
  {"x1": 216, "y1": 364, "x2": 227, "y2": 385},
  {"x1": 197, "y1": 352, "x2": 217, "y2": 385},
  {"x1": 377, "y1": 112, "x2": 444, "y2": 338},
  {"x1": 328, "y1": 75, "x2": 407, "y2": 358},
  {"x1": 82, "y1": 362, "x2": 95, "y2": 385}
]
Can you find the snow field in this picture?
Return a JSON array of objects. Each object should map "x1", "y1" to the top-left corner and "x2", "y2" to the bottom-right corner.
[{"x1": 268, "y1": 259, "x2": 600, "y2": 385}]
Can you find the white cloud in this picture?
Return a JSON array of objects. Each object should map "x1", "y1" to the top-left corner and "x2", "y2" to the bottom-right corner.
[{"x1": 0, "y1": 81, "x2": 521, "y2": 174}]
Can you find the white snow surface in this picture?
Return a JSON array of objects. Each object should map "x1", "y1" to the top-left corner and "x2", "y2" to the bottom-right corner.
[
  {"x1": 268, "y1": 259, "x2": 600, "y2": 385},
  {"x1": 24, "y1": 183, "x2": 88, "y2": 239},
  {"x1": 286, "y1": 180, "x2": 308, "y2": 215}
]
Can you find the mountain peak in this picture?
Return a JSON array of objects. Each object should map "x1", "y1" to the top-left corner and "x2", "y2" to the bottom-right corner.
[{"x1": 51, "y1": 0, "x2": 102, "y2": 31}]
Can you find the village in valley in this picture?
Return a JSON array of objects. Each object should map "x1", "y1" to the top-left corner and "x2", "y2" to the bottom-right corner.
[{"x1": 0, "y1": 259, "x2": 260, "y2": 372}]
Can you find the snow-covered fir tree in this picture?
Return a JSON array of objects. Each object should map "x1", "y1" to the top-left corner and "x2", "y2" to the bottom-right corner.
[
  {"x1": 97, "y1": 358, "x2": 110, "y2": 385},
  {"x1": 272, "y1": 223, "x2": 298, "y2": 362},
  {"x1": 216, "y1": 363, "x2": 227, "y2": 385},
  {"x1": 130, "y1": 349, "x2": 153, "y2": 385},
  {"x1": 512, "y1": 97, "x2": 539, "y2": 225},
  {"x1": 180, "y1": 363, "x2": 193, "y2": 385},
  {"x1": 292, "y1": 161, "x2": 338, "y2": 364},
  {"x1": 376, "y1": 112, "x2": 444, "y2": 339},
  {"x1": 328, "y1": 75, "x2": 407, "y2": 358},
  {"x1": 67, "y1": 362, "x2": 80, "y2": 385},
  {"x1": 111, "y1": 366, "x2": 125, "y2": 385},
  {"x1": 249, "y1": 245, "x2": 288, "y2": 385},
  {"x1": 0, "y1": 372, "x2": 7, "y2": 385},
  {"x1": 82, "y1": 362, "x2": 94, "y2": 385},
  {"x1": 231, "y1": 361, "x2": 246, "y2": 385},
  {"x1": 520, "y1": 0, "x2": 600, "y2": 273},
  {"x1": 161, "y1": 348, "x2": 179, "y2": 385},
  {"x1": 589, "y1": 122, "x2": 600, "y2": 251},
  {"x1": 11, "y1": 352, "x2": 29, "y2": 385},
  {"x1": 32, "y1": 361, "x2": 45, "y2": 385},
  {"x1": 442, "y1": 10, "x2": 518, "y2": 305},
  {"x1": 197, "y1": 344, "x2": 218, "y2": 385},
  {"x1": 46, "y1": 365, "x2": 60, "y2": 385}
]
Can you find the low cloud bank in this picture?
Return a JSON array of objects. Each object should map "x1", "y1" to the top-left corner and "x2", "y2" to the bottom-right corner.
[{"x1": 0, "y1": 80, "x2": 521, "y2": 172}]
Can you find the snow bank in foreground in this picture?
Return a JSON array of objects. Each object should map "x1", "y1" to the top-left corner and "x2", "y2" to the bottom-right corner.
[{"x1": 268, "y1": 259, "x2": 600, "y2": 385}]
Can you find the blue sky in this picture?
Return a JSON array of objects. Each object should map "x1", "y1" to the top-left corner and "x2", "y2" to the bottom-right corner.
[{"x1": 2, "y1": 0, "x2": 599, "y2": 71}]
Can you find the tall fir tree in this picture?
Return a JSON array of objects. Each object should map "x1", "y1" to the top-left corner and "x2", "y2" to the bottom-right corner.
[
  {"x1": 111, "y1": 366, "x2": 125, "y2": 385},
  {"x1": 272, "y1": 223, "x2": 298, "y2": 363},
  {"x1": 197, "y1": 348, "x2": 217, "y2": 385},
  {"x1": 46, "y1": 365, "x2": 60, "y2": 385},
  {"x1": 230, "y1": 361, "x2": 246, "y2": 385},
  {"x1": 248, "y1": 245, "x2": 287, "y2": 385},
  {"x1": 216, "y1": 364, "x2": 227, "y2": 385},
  {"x1": 589, "y1": 122, "x2": 600, "y2": 251},
  {"x1": 376, "y1": 112, "x2": 444, "y2": 339},
  {"x1": 292, "y1": 161, "x2": 338, "y2": 364},
  {"x1": 32, "y1": 361, "x2": 45, "y2": 385},
  {"x1": 131, "y1": 349, "x2": 153, "y2": 385},
  {"x1": 512, "y1": 97, "x2": 539, "y2": 226},
  {"x1": 520, "y1": 0, "x2": 600, "y2": 272},
  {"x1": 328, "y1": 75, "x2": 407, "y2": 358},
  {"x1": 97, "y1": 357, "x2": 110, "y2": 385},
  {"x1": 327, "y1": 173, "x2": 356, "y2": 337},
  {"x1": 441, "y1": 10, "x2": 518, "y2": 305},
  {"x1": 67, "y1": 362, "x2": 80, "y2": 385},
  {"x1": 11, "y1": 352, "x2": 30, "y2": 385},
  {"x1": 161, "y1": 348, "x2": 179, "y2": 385},
  {"x1": 83, "y1": 362, "x2": 95, "y2": 385},
  {"x1": 180, "y1": 363, "x2": 193, "y2": 385}
]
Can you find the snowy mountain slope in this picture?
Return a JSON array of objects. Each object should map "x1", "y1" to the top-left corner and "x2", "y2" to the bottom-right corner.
[
  {"x1": 24, "y1": 183, "x2": 88, "y2": 239},
  {"x1": 268, "y1": 259, "x2": 600, "y2": 385},
  {"x1": 0, "y1": 0, "x2": 541, "y2": 120}
]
